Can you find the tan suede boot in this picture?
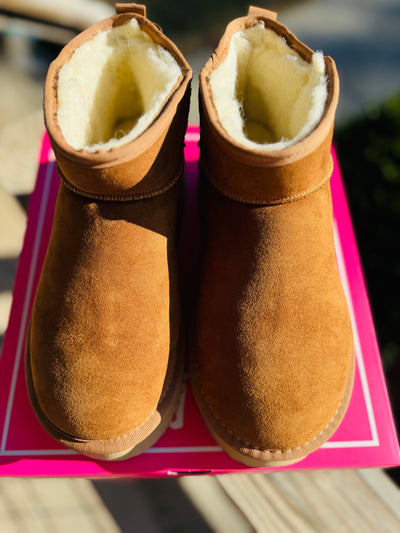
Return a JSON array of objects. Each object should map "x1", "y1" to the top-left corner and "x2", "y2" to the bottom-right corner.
[
  {"x1": 191, "y1": 6, "x2": 354, "y2": 467},
  {"x1": 25, "y1": 3, "x2": 192, "y2": 460}
]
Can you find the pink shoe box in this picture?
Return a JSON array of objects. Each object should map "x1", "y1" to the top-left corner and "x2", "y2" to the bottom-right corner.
[{"x1": 0, "y1": 126, "x2": 399, "y2": 477}]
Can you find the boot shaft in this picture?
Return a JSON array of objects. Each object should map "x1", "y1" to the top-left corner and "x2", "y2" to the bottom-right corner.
[
  {"x1": 199, "y1": 7, "x2": 339, "y2": 205},
  {"x1": 44, "y1": 4, "x2": 192, "y2": 200}
]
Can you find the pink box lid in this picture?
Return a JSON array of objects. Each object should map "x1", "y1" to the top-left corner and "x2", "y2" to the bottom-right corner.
[{"x1": 0, "y1": 126, "x2": 399, "y2": 477}]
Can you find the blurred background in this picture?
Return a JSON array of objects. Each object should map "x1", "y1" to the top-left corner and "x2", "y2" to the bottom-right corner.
[{"x1": 0, "y1": 0, "x2": 399, "y2": 531}]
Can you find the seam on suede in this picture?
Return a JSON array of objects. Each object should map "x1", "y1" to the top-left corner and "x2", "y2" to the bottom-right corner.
[
  {"x1": 201, "y1": 157, "x2": 333, "y2": 206},
  {"x1": 28, "y1": 329, "x2": 183, "y2": 446},
  {"x1": 56, "y1": 160, "x2": 184, "y2": 201},
  {"x1": 194, "y1": 357, "x2": 348, "y2": 454},
  {"x1": 34, "y1": 359, "x2": 178, "y2": 445}
]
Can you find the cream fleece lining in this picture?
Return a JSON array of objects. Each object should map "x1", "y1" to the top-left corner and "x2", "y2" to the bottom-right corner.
[
  {"x1": 209, "y1": 24, "x2": 328, "y2": 150},
  {"x1": 57, "y1": 19, "x2": 181, "y2": 152}
]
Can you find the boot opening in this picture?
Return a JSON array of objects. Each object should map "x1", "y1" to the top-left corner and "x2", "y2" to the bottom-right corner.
[
  {"x1": 209, "y1": 24, "x2": 328, "y2": 150},
  {"x1": 57, "y1": 19, "x2": 181, "y2": 152}
]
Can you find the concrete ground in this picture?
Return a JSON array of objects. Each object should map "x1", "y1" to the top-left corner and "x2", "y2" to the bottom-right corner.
[{"x1": 0, "y1": 0, "x2": 399, "y2": 531}]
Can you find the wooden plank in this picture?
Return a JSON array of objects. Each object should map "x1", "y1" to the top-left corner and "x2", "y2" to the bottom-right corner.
[
  {"x1": 358, "y1": 468, "x2": 400, "y2": 521},
  {"x1": 180, "y1": 475, "x2": 254, "y2": 533},
  {"x1": 211, "y1": 469, "x2": 400, "y2": 533}
]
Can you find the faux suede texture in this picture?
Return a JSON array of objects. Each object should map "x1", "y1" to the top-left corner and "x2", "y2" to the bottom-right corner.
[
  {"x1": 192, "y1": 8, "x2": 354, "y2": 459},
  {"x1": 200, "y1": 108, "x2": 334, "y2": 205},
  {"x1": 195, "y1": 180, "x2": 353, "y2": 451},
  {"x1": 28, "y1": 6, "x2": 192, "y2": 450},
  {"x1": 31, "y1": 181, "x2": 181, "y2": 439}
]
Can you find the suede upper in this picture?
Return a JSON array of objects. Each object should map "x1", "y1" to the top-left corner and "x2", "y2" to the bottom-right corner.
[
  {"x1": 28, "y1": 5, "x2": 192, "y2": 453},
  {"x1": 192, "y1": 8, "x2": 354, "y2": 460},
  {"x1": 30, "y1": 182, "x2": 182, "y2": 440},
  {"x1": 194, "y1": 180, "x2": 353, "y2": 452}
]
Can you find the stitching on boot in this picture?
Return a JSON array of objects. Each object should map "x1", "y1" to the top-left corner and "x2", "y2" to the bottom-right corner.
[
  {"x1": 202, "y1": 158, "x2": 333, "y2": 206},
  {"x1": 28, "y1": 328, "x2": 183, "y2": 446},
  {"x1": 35, "y1": 363, "x2": 178, "y2": 445},
  {"x1": 194, "y1": 357, "x2": 349, "y2": 454},
  {"x1": 57, "y1": 160, "x2": 184, "y2": 201}
]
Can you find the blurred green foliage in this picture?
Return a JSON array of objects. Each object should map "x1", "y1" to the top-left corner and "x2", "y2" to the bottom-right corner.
[{"x1": 335, "y1": 95, "x2": 400, "y2": 426}]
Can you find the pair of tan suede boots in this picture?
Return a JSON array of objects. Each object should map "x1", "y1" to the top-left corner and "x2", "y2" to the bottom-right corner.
[{"x1": 25, "y1": 3, "x2": 354, "y2": 467}]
